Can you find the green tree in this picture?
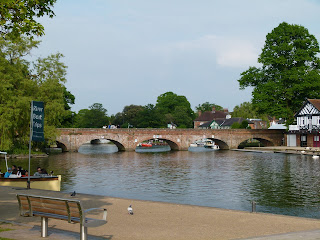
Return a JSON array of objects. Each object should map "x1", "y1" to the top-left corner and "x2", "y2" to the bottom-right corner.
[
  {"x1": 231, "y1": 122, "x2": 241, "y2": 129},
  {"x1": 60, "y1": 87, "x2": 76, "y2": 127},
  {"x1": 135, "y1": 104, "x2": 164, "y2": 128},
  {"x1": 195, "y1": 102, "x2": 223, "y2": 112},
  {"x1": 122, "y1": 105, "x2": 144, "y2": 127},
  {"x1": 0, "y1": 38, "x2": 35, "y2": 150},
  {"x1": 32, "y1": 53, "x2": 71, "y2": 144},
  {"x1": 238, "y1": 22, "x2": 320, "y2": 124},
  {"x1": 0, "y1": 0, "x2": 57, "y2": 37},
  {"x1": 0, "y1": 37, "x2": 74, "y2": 151},
  {"x1": 232, "y1": 102, "x2": 258, "y2": 119},
  {"x1": 155, "y1": 92, "x2": 194, "y2": 128},
  {"x1": 75, "y1": 103, "x2": 109, "y2": 128}
]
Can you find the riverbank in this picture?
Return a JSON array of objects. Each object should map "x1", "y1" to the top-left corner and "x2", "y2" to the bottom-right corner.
[
  {"x1": 236, "y1": 146, "x2": 320, "y2": 155},
  {"x1": 1, "y1": 186, "x2": 320, "y2": 239}
]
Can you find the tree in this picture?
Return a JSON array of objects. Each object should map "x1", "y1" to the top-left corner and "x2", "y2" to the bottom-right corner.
[
  {"x1": 75, "y1": 103, "x2": 109, "y2": 128},
  {"x1": 0, "y1": 38, "x2": 36, "y2": 150},
  {"x1": 195, "y1": 102, "x2": 223, "y2": 112},
  {"x1": 232, "y1": 102, "x2": 258, "y2": 119},
  {"x1": 155, "y1": 92, "x2": 194, "y2": 128},
  {"x1": 135, "y1": 104, "x2": 164, "y2": 128},
  {"x1": 0, "y1": 37, "x2": 74, "y2": 151},
  {"x1": 122, "y1": 105, "x2": 144, "y2": 127},
  {"x1": 238, "y1": 22, "x2": 320, "y2": 124},
  {"x1": 0, "y1": 0, "x2": 57, "y2": 38}
]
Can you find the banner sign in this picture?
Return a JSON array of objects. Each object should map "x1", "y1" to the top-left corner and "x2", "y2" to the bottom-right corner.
[{"x1": 31, "y1": 101, "x2": 44, "y2": 142}]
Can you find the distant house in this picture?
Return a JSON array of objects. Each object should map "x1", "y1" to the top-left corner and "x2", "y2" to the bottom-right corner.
[
  {"x1": 198, "y1": 117, "x2": 253, "y2": 129},
  {"x1": 287, "y1": 99, "x2": 320, "y2": 147},
  {"x1": 194, "y1": 107, "x2": 230, "y2": 128}
]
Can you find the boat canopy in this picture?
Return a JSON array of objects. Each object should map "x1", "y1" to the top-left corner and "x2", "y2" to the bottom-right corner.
[{"x1": 0, "y1": 151, "x2": 8, "y2": 172}]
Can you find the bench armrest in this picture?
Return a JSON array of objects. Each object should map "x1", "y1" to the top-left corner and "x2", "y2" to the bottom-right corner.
[{"x1": 84, "y1": 208, "x2": 107, "y2": 221}]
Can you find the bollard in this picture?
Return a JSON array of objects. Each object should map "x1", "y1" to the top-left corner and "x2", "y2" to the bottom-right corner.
[{"x1": 251, "y1": 201, "x2": 256, "y2": 213}]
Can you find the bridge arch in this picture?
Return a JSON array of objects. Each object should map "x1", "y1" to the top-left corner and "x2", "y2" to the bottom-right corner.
[
  {"x1": 56, "y1": 141, "x2": 67, "y2": 152},
  {"x1": 206, "y1": 138, "x2": 229, "y2": 150},
  {"x1": 88, "y1": 138, "x2": 126, "y2": 152},
  {"x1": 237, "y1": 137, "x2": 275, "y2": 149},
  {"x1": 137, "y1": 138, "x2": 179, "y2": 151}
]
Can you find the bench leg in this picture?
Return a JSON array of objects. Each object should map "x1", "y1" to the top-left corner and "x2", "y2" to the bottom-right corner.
[
  {"x1": 41, "y1": 217, "x2": 48, "y2": 237},
  {"x1": 80, "y1": 224, "x2": 88, "y2": 240}
]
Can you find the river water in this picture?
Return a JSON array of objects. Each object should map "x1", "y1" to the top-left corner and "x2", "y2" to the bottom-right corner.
[{"x1": 2, "y1": 144, "x2": 320, "y2": 219}]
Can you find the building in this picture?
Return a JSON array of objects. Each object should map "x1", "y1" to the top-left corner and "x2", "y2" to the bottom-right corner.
[
  {"x1": 287, "y1": 99, "x2": 320, "y2": 147},
  {"x1": 194, "y1": 107, "x2": 230, "y2": 128},
  {"x1": 198, "y1": 117, "x2": 253, "y2": 129}
]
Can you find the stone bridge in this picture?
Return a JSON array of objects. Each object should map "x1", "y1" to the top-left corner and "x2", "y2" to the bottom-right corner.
[{"x1": 56, "y1": 128, "x2": 285, "y2": 152}]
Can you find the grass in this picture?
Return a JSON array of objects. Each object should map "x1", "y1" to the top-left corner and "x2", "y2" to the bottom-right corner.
[{"x1": 0, "y1": 224, "x2": 14, "y2": 240}]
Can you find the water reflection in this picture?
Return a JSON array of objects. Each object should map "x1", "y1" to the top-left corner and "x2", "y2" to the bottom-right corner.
[{"x1": 2, "y1": 147, "x2": 320, "y2": 219}]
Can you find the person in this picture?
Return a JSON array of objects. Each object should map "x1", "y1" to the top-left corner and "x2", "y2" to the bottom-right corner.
[
  {"x1": 41, "y1": 168, "x2": 48, "y2": 175},
  {"x1": 34, "y1": 167, "x2": 42, "y2": 176},
  {"x1": 4, "y1": 168, "x2": 12, "y2": 178},
  {"x1": 12, "y1": 165, "x2": 17, "y2": 174},
  {"x1": 34, "y1": 167, "x2": 48, "y2": 177},
  {"x1": 17, "y1": 166, "x2": 26, "y2": 177}
]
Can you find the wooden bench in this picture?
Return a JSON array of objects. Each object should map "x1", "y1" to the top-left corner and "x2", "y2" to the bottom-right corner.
[{"x1": 16, "y1": 194, "x2": 107, "y2": 240}]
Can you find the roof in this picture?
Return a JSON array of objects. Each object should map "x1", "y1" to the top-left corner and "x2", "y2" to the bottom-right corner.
[
  {"x1": 308, "y1": 99, "x2": 320, "y2": 111},
  {"x1": 294, "y1": 99, "x2": 320, "y2": 117},
  {"x1": 194, "y1": 111, "x2": 228, "y2": 122},
  {"x1": 199, "y1": 118, "x2": 252, "y2": 128}
]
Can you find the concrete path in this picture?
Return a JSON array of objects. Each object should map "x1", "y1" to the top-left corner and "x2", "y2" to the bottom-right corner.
[{"x1": 1, "y1": 186, "x2": 320, "y2": 240}]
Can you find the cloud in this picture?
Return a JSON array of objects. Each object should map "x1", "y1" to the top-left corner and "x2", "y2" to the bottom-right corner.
[{"x1": 152, "y1": 35, "x2": 260, "y2": 68}]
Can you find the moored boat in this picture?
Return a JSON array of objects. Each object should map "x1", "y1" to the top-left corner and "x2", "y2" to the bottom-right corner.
[
  {"x1": 0, "y1": 175, "x2": 61, "y2": 191},
  {"x1": 188, "y1": 139, "x2": 220, "y2": 152},
  {"x1": 0, "y1": 151, "x2": 61, "y2": 191}
]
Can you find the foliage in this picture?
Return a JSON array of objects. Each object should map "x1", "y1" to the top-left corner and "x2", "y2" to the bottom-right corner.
[
  {"x1": 75, "y1": 103, "x2": 109, "y2": 128},
  {"x1": 231, "y1": 120, "x2": 251, "y2": 129},
  {"x1": 0, "y1": 0, "x2": 56, "y2": 38},
  {"x1": 231, "y1": 122, "x2": 240, "y2": 129},
  {"x1": 122, "y1": 105, "x2": 144, "y2": 127},
  {"x1": 232, "y1": 102, "x2": 258, "y2": 119},
  {"x1": 195, "y1": 102, "x2": 223, "y2": 112},
  {"x1": 135, "y1": 104, "x2": 164, "y2": 128},
  {"x1": 0, "y1": 37, "x2": 73, "y2": 151},
  {"x1": 155, "y1": 92, "x2": 194, "y2": 128},
  {"x1": 0, "y1": 37, "x2": 36, "y2": 150},
  {"x1": 238, "y1": 22, "x2": 320, "y2": 124}
]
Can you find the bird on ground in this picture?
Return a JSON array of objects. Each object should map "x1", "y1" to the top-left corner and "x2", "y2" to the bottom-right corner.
[
  {"x1": 71, "y1": 191, "x2": 76, "y2": 196},
  {"x1": 301, "y1": 150, "x2": 306, "y2": 154},
  {"x1": 127, "y1": 205, "x2": 133, "y2": 215}
]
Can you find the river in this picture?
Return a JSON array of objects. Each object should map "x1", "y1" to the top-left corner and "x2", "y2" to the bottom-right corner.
[{"x1": 2, "y1": 144, "x2": 320, "y2": 219}]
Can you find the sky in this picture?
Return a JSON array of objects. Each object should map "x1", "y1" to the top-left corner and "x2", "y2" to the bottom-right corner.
[{"x1": 31, "y1": 0, "x2": 320, "y2": 115}]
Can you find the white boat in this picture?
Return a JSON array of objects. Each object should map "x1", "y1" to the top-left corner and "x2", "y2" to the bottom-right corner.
[
  {"x1": 0, "y1": 151, "x2": 61, "y2": 191},
  {"x1": 188, "y1": 139, "x2": 220, "y2": 152}
]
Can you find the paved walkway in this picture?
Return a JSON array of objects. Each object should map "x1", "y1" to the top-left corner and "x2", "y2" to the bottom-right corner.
[{"x1": 1, "y1": 186, "x2": 320, "y2": 239}]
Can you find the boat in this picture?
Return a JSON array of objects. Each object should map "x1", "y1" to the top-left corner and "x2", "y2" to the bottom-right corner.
[
  {"x1": 136, "y1": 139, "x2": 171, "y2": 153},
  {"x1": 0, "y1": 151, "x2": 61, "y2": 191},
  {"x1": 141, "y1": 143, "x2": 152, "y2": 147},
  {"x1": 188, "y1": 139, "x2": 220, "y2": 152}
]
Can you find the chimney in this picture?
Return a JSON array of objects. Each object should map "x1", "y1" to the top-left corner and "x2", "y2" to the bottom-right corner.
[
  {"x1": 224, "y1": 108, "x2": 228, "y2": 113},
  {"x1": 198, "y1": 110, "x2": 202, "y2": 117},
  {"x1": 212, "y1": 106, "x2": 216, "y2": 113}
]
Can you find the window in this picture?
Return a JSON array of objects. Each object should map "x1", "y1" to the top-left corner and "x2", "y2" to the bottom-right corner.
[{"x1": 314, "y1": 136, "x2": 320, "y2": 142}]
